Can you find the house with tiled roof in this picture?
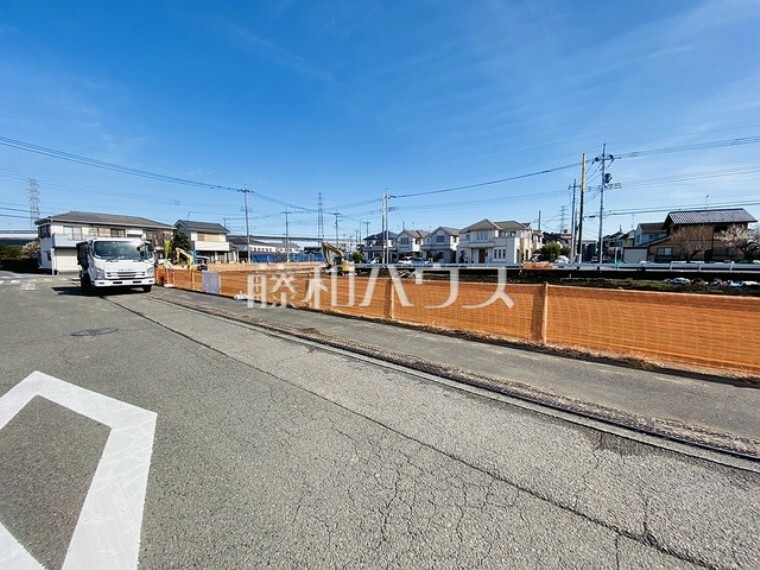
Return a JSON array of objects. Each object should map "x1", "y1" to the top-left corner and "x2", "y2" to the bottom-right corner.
[
  {"x1": 457, "y1": 219, "x2": 541, "y2": 264},
  {"x1": 422, "y1": 226, "x2": 460, "y2": 263},
  {"x1": 35, "y1": 211, "x2": 173, "y2": 273},
  {"x1": 395, "y1": 229, "x2": 429, "y2": 259},
  {"x1": 362, "y1": 231, "x2": 398, "y2": 262},
  {"x1": 644, "y1": 208, "x2": 757, "y2": 262},
  {"x1": 174, "y1": 220, "x2": 234, "y2": 263}
]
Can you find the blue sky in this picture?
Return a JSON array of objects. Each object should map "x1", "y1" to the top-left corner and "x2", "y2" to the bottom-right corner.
[{"x1": 1, "y1": 0, "x2": 759, "y2": 241}]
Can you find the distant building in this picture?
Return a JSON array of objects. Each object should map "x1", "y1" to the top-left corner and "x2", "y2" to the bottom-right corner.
[
  {"x1": 421, "y1": 227, "x2": 460, "y2": 263},
  {"x1": 363, "y1": 231, "x2": 397, "y2": 262},
  {"x1": 634, "y1": 222, "x2": 667, "y2": 246},
  {"x1": 174, "y1": 220, "x2": 234, "y2": 263},
  {"x1": 395, "y1": 229, "x2": 429, "y2": 259},
  {"x1": 0, "y1": 229, "x2": 37, "y2": 247},
  {"x1": 35, "y1": 211, "x2": 173, "y2": 273},
  {"x1": 457, "y1": 219, "x2": 540, "y2": 264}
]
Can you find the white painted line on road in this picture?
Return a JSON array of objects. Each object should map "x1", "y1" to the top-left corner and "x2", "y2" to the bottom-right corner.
[
  {"x1": 0, "y1": 532, "x2": 43, "y2": 569},
  {"x1": 9, "y1": 280, "x2": 20, "y2": 285},
  {"x1": 0, "y1": 371, "x2": 157, "y2": 570}
]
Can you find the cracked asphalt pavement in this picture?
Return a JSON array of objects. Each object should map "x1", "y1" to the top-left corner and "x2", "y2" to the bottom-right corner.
[{"x1": 0, "y1": 277, "x2": 758, "y2": 568}]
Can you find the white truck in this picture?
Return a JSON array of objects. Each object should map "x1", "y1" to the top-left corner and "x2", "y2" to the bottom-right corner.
[{"x1": 76, "y1": 238, "x2": 155, "y2": 293}]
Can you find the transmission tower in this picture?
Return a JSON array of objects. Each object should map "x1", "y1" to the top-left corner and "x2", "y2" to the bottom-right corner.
[
  {"x1": 317, "y1": 192, "x2": 325, "y2": 241},
  {"x1": 28, "y1": 178, "x2": 40, "y2": 227}
]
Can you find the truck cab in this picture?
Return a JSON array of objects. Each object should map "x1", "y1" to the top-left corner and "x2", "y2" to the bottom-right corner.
[{"x1": 76, "y1": 238, "x2": 155, "y2": 293}]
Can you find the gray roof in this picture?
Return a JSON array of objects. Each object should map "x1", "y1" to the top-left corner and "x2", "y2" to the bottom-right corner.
[
  {"x1": 227, "y1": 235, "x2": 280, "y2": 248},
  {"x1": 495, "y1": 221, "x2": 530, "y2": 231},
  {"x1": 364, "y1": 231, "x2": 398, "y2": 242},
  {"x1": 666, "y1": 208, "x2": 757, "y2": 226},
  {"x1": 462, "y1": 219, "x2": 501, "y2": 232},
  {"x1": 175, "y1": 219, "x2": 229, "y2": 234},
  {"x1": 637, "y1": 222, "x2": 666, "y2": 232},
  {"x1": 463, "y1": 219, "x2": 531, "y2": 232},
  {"x1": 430, "y1": 226, "x2": 460, "y2": 236},
  {"x1": 399, "y1": 229, "x2": 430, "y2": 239},
  {"x1": 36, "y1": 211, "x2": 172, "y2": 230}
]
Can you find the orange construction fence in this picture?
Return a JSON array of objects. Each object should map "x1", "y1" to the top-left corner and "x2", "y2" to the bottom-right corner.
[{"x1": 155, "y1": 267, "x2": 760, "y2": 378}]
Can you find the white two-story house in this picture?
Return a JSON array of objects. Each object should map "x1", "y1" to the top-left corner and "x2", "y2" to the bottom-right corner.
[
  {"x1": 174, "y1": 220, "x2": 234, "y2": 263},
  {"x1": 457, "y1": 219, "x2": 539, "y2": 264},
  {"x1": 421, "y1": 227, "x2": 460, "y2": 263},
  {"x1": 35, "y1": 211, "x2": 173, "y2": 273},
  {"x1": 395, "y1": 229, "x2": 429, "y2": 260}
]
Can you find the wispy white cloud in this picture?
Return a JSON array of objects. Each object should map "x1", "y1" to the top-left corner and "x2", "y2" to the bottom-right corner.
[{"x1": 224, "y1": 23, "x2": 333, "y2": 83}]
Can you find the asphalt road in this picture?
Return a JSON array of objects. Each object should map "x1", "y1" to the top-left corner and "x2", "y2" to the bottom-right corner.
[{"x1": 0, "y1": 273, "x2": 758, "y2": 568}]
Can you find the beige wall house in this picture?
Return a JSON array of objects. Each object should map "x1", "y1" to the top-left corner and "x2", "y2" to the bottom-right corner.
[{"x1": 36, "y1": 211, "x2": 173, "y2": 273}]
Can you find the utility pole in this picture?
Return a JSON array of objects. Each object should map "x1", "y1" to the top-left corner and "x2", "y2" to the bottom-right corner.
[
  {"x1": 239, "y1": 187, "x2": 253, "y2": 263},
  {"x1": 363, "y1": 221, "x2": 370, "y2": 242},
  {"x1": 569, "y1": 179, "x2": 578, "y2": 262},
  {"x1": 282, "y1": 208, "x2": 290, "y2": 263},
  {"x1": 559, "y1": 205, "x2": 567, "y2": 233},
  {"x1": 538, "y1": 210, "x2": 542, "y2": 232},
  {"x1": 317, "y1": 192, "x2": 325, "y2": 241},
  {"x1": 577, "y1": 153, "x2": 586, "y2": 263},
  {"x1": 333, "y1": 212, "x2": 340, "y2": 246},
  {"x1": 381, "y1": 192, "x2": 386, "y2": 264},
  {"x1": 27, "y1": 178, "x2": 40, "y2": 228},
  {"x1": 595, "y1": 144, "x2": 614, "y2": 266}
]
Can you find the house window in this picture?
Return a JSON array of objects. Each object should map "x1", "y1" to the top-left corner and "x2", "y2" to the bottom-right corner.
[
  {"x1": 657, "y1": 247, "x2": 673, "y2": 256},
  {"x1": 509, "y1": 231, "x2": 517, "y2": 237},
  {"x1": 38, "y1": 225, "x2": 51, "y2": 238},
  {"x1": 110, "y1": 228, "x2": 126, "y2": 238},
  {"x1": 63, "y1": 226, "x2": 83, "y2": 240},
  {"x1": 399, "y1": 237, "x2": 409, "y2": 245},
  {"x1": 436, "y1": 235, "x2": 445, "y2": 243},
  {"x1": 476, "y1": 230, "x2": 489, "y2": 241}
]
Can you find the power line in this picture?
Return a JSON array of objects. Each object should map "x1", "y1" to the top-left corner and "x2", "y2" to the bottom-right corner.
[
  {"x1": 0, "y1": 136, "x2": 318, "y2": 215},
  {"x1": 0, "y1": 136, "x2": 241, "y2": 192},
  {"x1": 391, "y1": 162, "x2": 578, "y2": 199},
  {"x1": 617, "y1": 135, "x2": 760, "y2": 160}
]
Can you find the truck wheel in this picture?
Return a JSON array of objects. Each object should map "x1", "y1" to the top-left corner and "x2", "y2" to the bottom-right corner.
[{"x1": 142, "y1": 285, "x2": 153, "y2": 293}]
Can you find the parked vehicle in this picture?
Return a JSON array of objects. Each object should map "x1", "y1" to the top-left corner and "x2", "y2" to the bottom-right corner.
[{"x1": 76, "y1": 238, "x2": 155, "y2": 293}]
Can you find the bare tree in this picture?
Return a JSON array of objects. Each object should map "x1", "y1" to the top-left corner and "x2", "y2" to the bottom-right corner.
[
  {"x1": 670, "y1": 225, "x2": 714, "y2": 262},
  {"x1": 720, "y1": 225, "x2": 753, "y2": 260}
]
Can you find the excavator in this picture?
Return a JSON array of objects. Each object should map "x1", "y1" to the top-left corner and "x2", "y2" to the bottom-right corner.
[
  {"x1": 168, "y1": 247, "x2": 207, "y2": 271},
  {"x1": 321, "y1": 242, "x2": 354, "y2": 275}
]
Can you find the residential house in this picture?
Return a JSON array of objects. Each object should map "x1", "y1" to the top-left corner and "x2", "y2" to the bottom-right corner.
[
  {"x1": 623, "y1": 222, "x2": 668, "y2": 262},
  {"x1": 602, "y1": 228, "x2": 635, "y2": 262},
  {"x1": 395, "y1": 229, "x2": 429, "y2": 260},
  {"x1": 457, "y1": 219, "x2": 540, "y2": 264},
  {"x1": 174, "y1": 220, "x2": 234, "y2": 263},
  {"x1": 541, "y1": 231, "x2": 571, "y2": 249},
  {"x1": 634, "y1": 222, "x2": 667, "y2": 246},
  {"x1": 35, "y1": 211, "x2": 173, "y2": 273},
  {"x1": 646, "y1": 208, "x2": 757, "y2": 262},
  {"x1": 421, "y1": 227, "x2": 460, "y2": 263},
  {"x1": 228, "y1": 236, "x2": 278, "y2": 261},
  {"x1": 363, "y1": 231, "x2": 397, "y2": 262}
]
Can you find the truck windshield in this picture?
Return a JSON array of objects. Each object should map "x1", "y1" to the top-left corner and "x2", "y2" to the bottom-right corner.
[{"x1": 93, "y1": 241, "x2": 152, "y2": 261}]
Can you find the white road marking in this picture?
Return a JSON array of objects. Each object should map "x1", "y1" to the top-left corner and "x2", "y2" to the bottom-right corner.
[
  {"x1": 9, "y1": 280, "x2": 20, "y2": 285},
  {"x1": 0, "y1": 371, "x2": 157, "y2": 570}
]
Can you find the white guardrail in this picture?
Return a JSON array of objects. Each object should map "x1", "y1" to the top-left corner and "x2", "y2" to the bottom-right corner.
[{"x1": 355, "y1": 262, "x2": 760, "y2": 272}]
